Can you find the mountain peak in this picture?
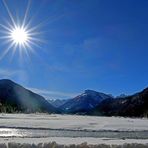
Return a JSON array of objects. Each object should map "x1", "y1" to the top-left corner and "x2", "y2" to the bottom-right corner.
[
  {"x1": 0, "y1": 79, "x2": 20, "y2": 88},
  {"x1": 59, "y1": 89, "x2": 113, "y2": 113},
  {"x1": 84, "y1": 89, "x2": 98, "y2": 94},
  {"x1": 0, "y1": 79, "x2": 14, "y2": 83}
]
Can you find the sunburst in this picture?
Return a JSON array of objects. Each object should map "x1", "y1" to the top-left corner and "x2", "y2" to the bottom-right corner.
[{"x1": 0, "y1": 0, "x2": 43, "y2": 61}]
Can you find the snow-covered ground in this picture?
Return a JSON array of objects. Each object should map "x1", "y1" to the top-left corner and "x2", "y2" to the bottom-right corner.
[
  {"x1": 0, "y1": 113, "x2": 148, "y2": 131},
  {"x1": 0, "y1": 113, "x2": 148, "y2": 147},
  {"x1": 1, "y1": 137, "x2": 148, "y2": 145}
]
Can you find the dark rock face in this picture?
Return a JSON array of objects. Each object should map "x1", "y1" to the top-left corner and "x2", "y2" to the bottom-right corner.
[
  {"x1": 59, "y1": 89, "x2": 113, "y2": 114},
  {"x1": 0, "y1": 79, "x2": 57, "y2": 113},
  {"x1": 91, "y1": 88, "x2": 148, "y2": 117}
]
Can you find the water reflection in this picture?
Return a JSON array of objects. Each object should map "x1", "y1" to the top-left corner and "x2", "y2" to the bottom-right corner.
[
  {"x1": 0, "y1": 128, "x2": 148, "y2": 139},
  {"x1": 0, "y1": 128, "x2": 25, "y2": 137}
]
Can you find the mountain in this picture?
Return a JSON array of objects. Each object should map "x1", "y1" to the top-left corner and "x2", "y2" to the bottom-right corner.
[
  {"x1": 59, "y1": 89, "x2": 113, "y2": 114},
  {"x1": 0, "y1": 79, "x2": 58, "y2": 113},
  {"x1": 91, "y1": 87, "x2": 148, "y2": 117},
  {"x1": 48, "y1": 99, "x2": 67, "y2": 108},
  {"x1": 116, "y1": 94, "x2": 127, "y2": 98},
  {"x1": 1, "y1": 78, "x2": 147, "y2": 117}
]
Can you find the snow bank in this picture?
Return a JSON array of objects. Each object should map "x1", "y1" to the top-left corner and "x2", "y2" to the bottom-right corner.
[
  {"x1": 0, "y1": 142, "x2": 147, "y2": 148},
  {"x1": 0, "y1": 137, "x2": 148, "y2": 147}
]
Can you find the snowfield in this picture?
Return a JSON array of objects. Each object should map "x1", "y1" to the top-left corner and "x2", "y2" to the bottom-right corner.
[
  {"x1": 0, "y1": 113, "x2": 148, "y2": 131},
  {"x1": 0, "y1": 113, "x2": 148, "y2": 147}
]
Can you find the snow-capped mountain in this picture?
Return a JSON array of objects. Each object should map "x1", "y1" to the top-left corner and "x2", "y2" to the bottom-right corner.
[
  {"x1": 59, "y1": 89, "x2": 113, "y2": 113},
  {"x1": 48, "y1": 99, "x2": 67, "y2": 108}
]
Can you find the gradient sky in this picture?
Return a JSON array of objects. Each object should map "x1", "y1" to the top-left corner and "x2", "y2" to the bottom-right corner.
[{"x1": 0, "y1": 0, "x2": 148, "y2": 99}]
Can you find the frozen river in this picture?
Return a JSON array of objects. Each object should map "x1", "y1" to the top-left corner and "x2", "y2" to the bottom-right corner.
[{"x1": 0, "y1": 127, "x2": 148, "y2": 139}]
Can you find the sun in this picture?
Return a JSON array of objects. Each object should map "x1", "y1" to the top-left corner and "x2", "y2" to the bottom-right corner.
[
  {"x1": 11, "y1": 26, "x2": 29, "y2": 45},
  {"x1": 0, "y1": 0, "x2": 45, "y2": 61}
]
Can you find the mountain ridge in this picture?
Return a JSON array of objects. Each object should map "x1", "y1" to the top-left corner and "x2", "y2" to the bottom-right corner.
[
  {"x1": 90, "y1": 87, "x2": 148, "y2": 117},
  {"x1": 0, "y1": 79, "x2": 58, "y2": 113},
  {"x1": 58, "y1": 89, "x2": 113, "y2": 114},
  {"x1": 0, "y1": 79, "x2": 147, "y2": 117}
]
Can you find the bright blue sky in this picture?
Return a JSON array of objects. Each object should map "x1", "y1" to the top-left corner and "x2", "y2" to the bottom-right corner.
[{"x1": 0, "y1": 0, "x2": 148, "y2": 99}]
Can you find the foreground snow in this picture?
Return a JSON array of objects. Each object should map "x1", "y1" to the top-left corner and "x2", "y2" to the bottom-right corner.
[
  {"x1": 0, "y1": 113, "x2": 148, "y2": 147},
  {"x1": 0, "y1": 113, "x2": 148, "y2": 131},
  {"x1": 1, "y1": 137, "x2": 148, "y2": 145}
]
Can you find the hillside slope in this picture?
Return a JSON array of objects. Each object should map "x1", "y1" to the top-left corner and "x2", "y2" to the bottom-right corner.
[
  {"x1": 0, "y1": 79, "x2": 57, "y2": 113},
  {"x1": 91, "y1": 87, "x2": 148, "y2": 117}
]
